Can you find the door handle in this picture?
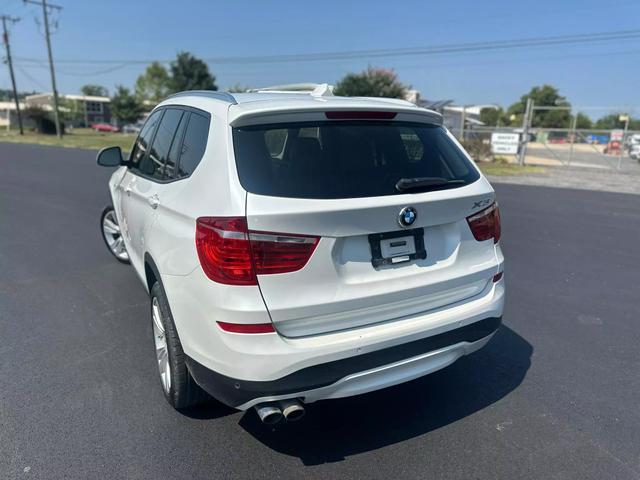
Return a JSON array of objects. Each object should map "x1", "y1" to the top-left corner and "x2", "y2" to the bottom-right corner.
[
  {"x1": 148, "y1": 194, "x2": 160, "y2": 209},
  {"x1": 125, "y1": 186, "x2": 132, "y2": 196}
]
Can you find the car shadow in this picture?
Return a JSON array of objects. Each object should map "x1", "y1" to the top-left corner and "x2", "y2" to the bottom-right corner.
[{"x1": 236, "y1": 325, "x2": 531, "y2": 465}]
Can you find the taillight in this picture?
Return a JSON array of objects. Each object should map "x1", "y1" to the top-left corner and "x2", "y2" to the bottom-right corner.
[
  {"x1": 325, "y1": 111, "x2": 397, "y2": 120},
  {"x1": 195, "y1": 217, "x2": 319, "y2": 285},
  {"x1": 249, "y1": 232, "x2": 319, "y2": 275},
  {"x1": 466, "y1": 202, "x2": 501, "y2": 243},
  {"x1": 196, "y1": 217, "x2": 255, "y2": 285}
]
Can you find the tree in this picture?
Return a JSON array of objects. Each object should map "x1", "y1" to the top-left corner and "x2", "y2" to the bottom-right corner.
[
  {"x1": 0, "y1": 88, "x2": 35, "y2": 101},
  {"x1": 23, "y1": 105, "x2": 61, "y2": 134},
  {"x1": 59, "y1": 97, "x2": 84, "y2": 126},
  {"x1": 594, "y1": 113, "x2": 640, "y2": 131},
  {"x1": 169, "y1": 52, "x2": 217, "y2": 92},
  {"x1": 81, "y1": 84, "x2": 108, "y2": 97},
  {"x1": 575, "y1": 112, "x2": 592, "y2": 130},
  {"x1": 334, "y1": 66, "x2": 409, "y2": 99},
  {"x1": 135, "y1": 61, "x2": 171, "y2": 102},
  {"x1": 227, "y1": 83, "x2": 249, "y2": 93},
  {"x1": 506, "y1": 85, "x2": 571, "y2": 128},
  {"x1": 479, "y1": 107, "x2": 504, "y2": 127},
  {"x1": 111, "y1": 86, "x2": 144, "y2": 124}
]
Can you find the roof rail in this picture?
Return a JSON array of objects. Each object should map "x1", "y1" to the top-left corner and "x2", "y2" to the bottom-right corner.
[{"x1": 164, "y1": 90, "x2": 237, "y2": 104}]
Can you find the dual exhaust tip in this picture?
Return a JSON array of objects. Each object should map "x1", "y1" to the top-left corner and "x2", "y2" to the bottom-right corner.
[{"x1": 255, "y1": 399, "x2": 305, "y2": 425}]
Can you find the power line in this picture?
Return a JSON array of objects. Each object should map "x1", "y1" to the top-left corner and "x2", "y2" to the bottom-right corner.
[
  {"x1": 10, "y1": 28, "x2": 640, "y2": 66},
  {"x1": 23, "y1": 0, "x2": 62, "y2": 137},
  {"x1": 1, "y1": 13, "x2": 23, "y2": 134},
  {"x1": 16, "y1": 63, "x2": 48, "y2": 89}
]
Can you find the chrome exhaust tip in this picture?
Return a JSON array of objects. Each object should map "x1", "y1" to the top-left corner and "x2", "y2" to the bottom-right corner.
[
  {"x1": 279, "y1": 398, "x2": 305, "y2": 422},
  {"x1": 254, "y1": 403, "x2": 283, "y2": 425}
]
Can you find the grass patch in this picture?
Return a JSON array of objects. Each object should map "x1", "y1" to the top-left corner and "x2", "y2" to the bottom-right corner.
[
  {"x1": 0, "y1": 128, "x2": 134, "y2": 152},
  {"x1": 478, "y1": 162, "x2": 546, "y2": 176}
]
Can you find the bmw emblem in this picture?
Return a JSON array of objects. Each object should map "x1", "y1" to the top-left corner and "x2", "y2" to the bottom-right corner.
[{"x1": 398, "y1": 206, "x2": 417, "y2": 228}]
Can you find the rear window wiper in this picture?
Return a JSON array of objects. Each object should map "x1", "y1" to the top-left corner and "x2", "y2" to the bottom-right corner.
[{"x1": 395, "y1": 177, "x2": 466, "y2": 192}]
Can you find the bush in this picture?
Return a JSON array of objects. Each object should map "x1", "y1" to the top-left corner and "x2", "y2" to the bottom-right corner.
[
  {"x1": 461, "y1": 139, "x2": 492, "y2": 162},
  {"x1": 23, "y1": 106, "x2": 65, "y2": 135},
  {"x1": 493, "y1": 156, "x2": 510, "y2": 164}
]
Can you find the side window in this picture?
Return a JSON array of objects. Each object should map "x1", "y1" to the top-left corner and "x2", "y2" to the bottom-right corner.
[
  {"x1": 139, "y1": 108, "x2": 183, "y2": 180},
  {"x1": 164, "y1": 112, "x2": 189, "y2": 179},
  {"x1": 177, "y1": 112, "x2": 209, "y2": 178},
  {"x1": 129, "y1": 110, "x2": 163, "y2": 170}
]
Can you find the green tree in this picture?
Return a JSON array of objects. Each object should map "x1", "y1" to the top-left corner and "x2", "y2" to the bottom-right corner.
[
  {"x1": 575, "y1": 112, "x2": 592, "y2": 129},
  {"x1": 479, "y1": 107, "x2": 504, "y2": 127},
  {"x1": 334, "y1": 66, "x2": 409, "y2": 99},
  {"x1": 507, "y1": 85, "x2": 571, "y2": 128},
  {"x1": 594, "y1": 113, "x2": 640, "y2": 130},
  {"x1": 81, "y1": 84, "x2": 109, "y2": 97},
  {"x1": 169, "y1": 52, "x2": 217, "y2": 92},
  {"x1": 23, "y1": 105, "x2": 60, "y2": 134},
  {"x1": 59, "y1": 97, "x2": 84, "y2": 125},
  {"x1": 135, "y1": 61, "x2": 171, "y2": 102},
  {"x1": 227, "y1": 83, "x2": 249, "y2": 93},
  {"x1": 111, "y1": 86, "x2": 144, "y2": 124}
]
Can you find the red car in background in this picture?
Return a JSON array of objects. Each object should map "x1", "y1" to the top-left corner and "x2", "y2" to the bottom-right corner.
[{"x1": 92, "y1": 123, "x2": 120, "y2": 133}]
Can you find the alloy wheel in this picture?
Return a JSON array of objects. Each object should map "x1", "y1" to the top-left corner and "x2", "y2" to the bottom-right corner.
[{"x1": 102, "y1": 209, "x2": 129, "y2": 261}]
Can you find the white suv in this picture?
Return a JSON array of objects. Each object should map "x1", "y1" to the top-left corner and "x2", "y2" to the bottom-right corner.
[{"x1": 98, "y1": 86, "x2": 504, "y2": 424}]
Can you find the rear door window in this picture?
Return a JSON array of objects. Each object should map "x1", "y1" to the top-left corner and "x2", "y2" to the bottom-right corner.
[
  {"x1": 163, "y1": 111, "x2": 189, "y2": 179},
  {"x1": 139, "y1": 108, "x2": 183, "y2": 180},
  {"x1": 176, "y1": 112, "x2": 209, "y2": 178},
  {"x1": 232, "y1": 121, "x2": 480, "y2": 199}
]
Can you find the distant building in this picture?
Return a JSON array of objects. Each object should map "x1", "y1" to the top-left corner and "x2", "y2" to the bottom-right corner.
[
  {"x1": 405, "y1": 90, "x2": 499, "y2": 139},
  {"x1": 0, "y1": 101, "x2": 29, "y2": 129},
  {"x1": 25, "y1": 93, "x2": 112, "y2": 127}
]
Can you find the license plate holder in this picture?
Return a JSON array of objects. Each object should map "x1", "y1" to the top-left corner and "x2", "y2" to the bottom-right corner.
[{"x1": 368, "y1": 228, "x2": 427, "y2": 268}]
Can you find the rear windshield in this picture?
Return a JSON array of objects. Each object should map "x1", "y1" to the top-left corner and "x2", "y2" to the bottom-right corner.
[{"x1": 232, "y1": 121, "x2": 480, "y2": 199}]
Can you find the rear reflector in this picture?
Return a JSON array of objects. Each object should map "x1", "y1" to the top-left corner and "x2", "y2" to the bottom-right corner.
[
  {"x1": 325, "y1": 111, "x2": 397, "y2": 120},
  {"x1": 466, "y1": 202, "x2": 501, "y2": 243},
  {"x1": 217, "y1": 321, "x2": 275, "y2": 334},
  {"x1": 196, "y1": 217, "x2": 319, "y2": 285},
  {"x1": 493, "y1": 271, "x2": 503, "y2": 282}
]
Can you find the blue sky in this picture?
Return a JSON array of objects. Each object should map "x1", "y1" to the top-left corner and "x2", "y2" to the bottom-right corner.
[{"x1": 1, "y1": 0, "x2": 639, "y2": 116}]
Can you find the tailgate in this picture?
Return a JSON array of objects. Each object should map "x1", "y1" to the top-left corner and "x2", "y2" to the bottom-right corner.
[{"x1": 247, "y1": 181, "x2": 499, "y2": 338}]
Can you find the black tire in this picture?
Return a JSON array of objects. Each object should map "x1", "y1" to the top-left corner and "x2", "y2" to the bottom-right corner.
[
  {"x1": 100, "y1": 206, "x2": 130, "y2": 264},
  {"x1": 150, "y1": 282, "x2": 210, "y2": 409}
]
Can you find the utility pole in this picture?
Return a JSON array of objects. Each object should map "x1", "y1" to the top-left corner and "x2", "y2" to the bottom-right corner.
[
  {"x1": 24, "y1": 0, "x2": 62, "y2": 138},
  {"x1": 568, "y1": 113, "x2": 577, "y2": 166},
  {"x1": 459, "y1": 105, "x2": 467, "y2": 142},
  {"x1": 518, "y1": 98, "x2": 533, "y2": 166},
  {"x1": 618, "y1": 114, "x2": 629, "y2": 171},
  {"x1": 1, "y1": 15, "x2": 23, "y2": 135}
]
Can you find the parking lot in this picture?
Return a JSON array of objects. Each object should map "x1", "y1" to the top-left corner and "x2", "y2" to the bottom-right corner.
[{"x1": 1, "y1": 142, "x2": 639, "y2": 479}]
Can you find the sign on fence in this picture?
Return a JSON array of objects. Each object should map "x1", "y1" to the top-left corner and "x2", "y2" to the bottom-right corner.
[
  {"x1": 610, "y1": 129, "x2": 624, "y2": 141},
  {"x1": 491, "y1": 133, "x2": 520, "y2": 154}
]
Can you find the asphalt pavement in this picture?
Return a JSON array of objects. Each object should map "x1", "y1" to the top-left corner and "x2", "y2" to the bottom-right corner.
[{"x1": 1, "y1": 142, "x2": 639, "y2": 479}]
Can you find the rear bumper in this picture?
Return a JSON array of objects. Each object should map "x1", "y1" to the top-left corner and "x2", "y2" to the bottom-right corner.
[{"x1": 187, "y1": 316, "x2": 501, "y2": 409}]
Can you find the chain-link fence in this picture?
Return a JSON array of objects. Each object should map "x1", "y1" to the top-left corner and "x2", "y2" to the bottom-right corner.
[{"x1": 454, "y1": 104, "x2": 640, "y2": 174}]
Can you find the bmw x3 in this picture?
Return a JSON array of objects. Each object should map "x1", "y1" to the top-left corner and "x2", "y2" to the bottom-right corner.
[{"x1": 97, "y1": 84, "x2": 505, "y2": 424}]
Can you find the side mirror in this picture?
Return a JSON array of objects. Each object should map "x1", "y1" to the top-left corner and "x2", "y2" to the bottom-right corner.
[{"x1": 97, "y1": 146, "x2": 124, "y2": 167}]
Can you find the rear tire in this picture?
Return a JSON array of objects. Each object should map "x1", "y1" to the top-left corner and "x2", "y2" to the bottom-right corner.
[{"x1": 150, "y1": 282, "x2": 209, "y2": 410}]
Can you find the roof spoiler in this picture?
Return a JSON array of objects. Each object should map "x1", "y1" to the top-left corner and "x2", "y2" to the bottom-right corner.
[{"x1": 248, "y1": 83, "x2": 334, "y2": 97}]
